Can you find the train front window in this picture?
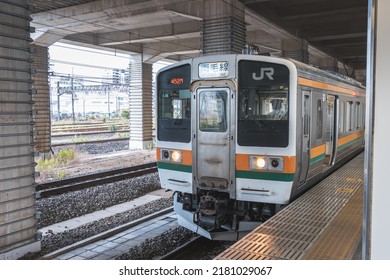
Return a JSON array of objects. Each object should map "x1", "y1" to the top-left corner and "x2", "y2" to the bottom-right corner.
[
  {"x1": 157, "y1": 64, "x2": 191, "y2": 143},
  {"x1": 160, "y1": 90, "x2": 191, "y2": 119},
  {"x1": 238, "y1": 60, "x2": 290, "y2": 147},
  {"x1": 238, "y1": 89, "x2": 288, "y2": 121},
  {"x1": 199, "y1": 91, "x2": 227, "y2": 132}
]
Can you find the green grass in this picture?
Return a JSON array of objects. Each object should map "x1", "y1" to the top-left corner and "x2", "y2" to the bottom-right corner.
[
  {"x1": 108, "y1": 124, "x2": 118, "y2": 131},
  {"x1": 36, "y1": 149, "x2": 76, "y2": 172}
]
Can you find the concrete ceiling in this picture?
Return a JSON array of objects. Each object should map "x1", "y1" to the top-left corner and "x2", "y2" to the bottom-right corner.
[
  {"x1": 30, "y1": 0, "x2": 368, "y2": 76},
  {"x1": 243, "y1": 0, "x2": 368, "y2": 71}
]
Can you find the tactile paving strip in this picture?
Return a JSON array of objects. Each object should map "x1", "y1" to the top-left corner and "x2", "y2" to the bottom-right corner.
[{"x1": 215, "y1": 153, "x2": 364, "y2": 260}]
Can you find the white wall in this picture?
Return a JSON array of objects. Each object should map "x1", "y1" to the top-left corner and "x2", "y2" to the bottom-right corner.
[{"x1": 371, "y1": 0, "x2": 390, "y2": 259}]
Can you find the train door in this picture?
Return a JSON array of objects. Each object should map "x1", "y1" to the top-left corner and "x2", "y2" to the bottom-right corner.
[
  {"x1": 195, "y1": 87, "x2": 233, "y2": 192},
  {"x1": 299, "y1": 91, "x2": 311, "y2": 185},
  {"x1": 325, "y1": 95, "x2": 338, "y2": 166}
]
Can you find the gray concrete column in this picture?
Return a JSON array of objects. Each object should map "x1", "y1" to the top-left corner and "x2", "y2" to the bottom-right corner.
[
  {"x1": 319, "y1": 57, "x2": 339, "y2": 73},
  {"x1": 282, "y1": 38, "x2": 309, "y2": 63},
  {"x1": 310, "y1": 55, "x2": 339, "y2": 73},
  {"x1": 369, "y1": 0, "x2": 390, "y2": 259},
  {"x1": 128, "y1": 55, "x2": 153, "y2": 150},
  {"x1": 201, "y1": 0, "x2": 246, "y2": 55},
  {"x1": 354, "y1": 69, "x2": 366, "y2": 85},
  {"x1": 0, "y1": 0, "x2": 40, "y2": 259},
  {"x1": 31, "y1": 44, "x2": 51, "y2": 153}
]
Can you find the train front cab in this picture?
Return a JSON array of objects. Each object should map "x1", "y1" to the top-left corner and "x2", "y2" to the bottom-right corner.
[{"x1": 156, "y1": 55, "x2": 300, "y2": 240}]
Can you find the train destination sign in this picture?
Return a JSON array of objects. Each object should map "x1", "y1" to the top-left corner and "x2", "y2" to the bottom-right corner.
[{"x1": 199, "y1": 61, "x2": 229, "y2": 78}]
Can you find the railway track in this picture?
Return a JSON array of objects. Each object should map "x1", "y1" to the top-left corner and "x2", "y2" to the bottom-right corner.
[
  {"x1": 51, "y1": 137, "x2": 129, "y2": 147},
  {"x1": 36, "y1": 162, "x2": 157, "y2": 198},
  {"x1": 51, "y1": 123, "x2": 129, "y2": 133},
  {"x1": 158, "y1": 236, "x2": 235, "y2": 260},
  {"x1": 157, "y1": 236, "x2": 205, "y2": 259},
  {"x1": 51, "y1": 129, "x2": 129, "y2": 138},
  {"x1": 39, "y1": 207, "x2": 174, "y2": 260}
]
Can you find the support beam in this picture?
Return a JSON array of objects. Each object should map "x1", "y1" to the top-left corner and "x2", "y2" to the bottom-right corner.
[
  {"x1": 128, "y1": 55, "x2": 153, "y2": 150},
  {"x1": 282, "y1": 38, "x2": 309, "y2": 63}
]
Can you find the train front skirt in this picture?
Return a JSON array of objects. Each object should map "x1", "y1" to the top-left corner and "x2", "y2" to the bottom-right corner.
[{"x1": 173, "y1": 193, "x2": 260, "y2": 241}]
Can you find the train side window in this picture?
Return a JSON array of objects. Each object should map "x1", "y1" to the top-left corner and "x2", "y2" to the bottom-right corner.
[
  {"x1": 339, "y1": 101, "x2": 344, "y2": 133},
  {"x1": 303, "y1": 95, "x2": 310, "y2": 137},
  {"x1": 356, "y1": 101, "x2": 361, "y2": 129},
  {"x1": 346, "y1": 101, "x2": 353, "y2": 131},
  {"x1": 316, "y1": 99, "x2": 323, "y2": 140}
]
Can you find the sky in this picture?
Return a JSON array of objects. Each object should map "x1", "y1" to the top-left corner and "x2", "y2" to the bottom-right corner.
[
  {"x1": 49, "y1": 43, "x2": 129, "y2": 80},
  {"x1": 49, "y1": 42, "x2": 171, "y2": 79}
]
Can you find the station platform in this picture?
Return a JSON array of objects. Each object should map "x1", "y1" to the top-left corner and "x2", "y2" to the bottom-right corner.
[{"x1": 215, "y1": 153, "x2": 364, "y2": 260}]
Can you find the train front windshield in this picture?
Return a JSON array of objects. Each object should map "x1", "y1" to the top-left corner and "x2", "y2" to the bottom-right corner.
[
  {"x1": 238, "y1": 60, "x2": 290, "y2": 147},
  {"x1": 157, "y1": 64, "x2": 191, "y2": 143}
]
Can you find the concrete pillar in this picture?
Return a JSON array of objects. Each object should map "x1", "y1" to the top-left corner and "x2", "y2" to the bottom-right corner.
[
  {"x1": 201, "y1": 0, "x2": 246, "y2": 55},
  {"x1": 31, "y1": 45, "x2": 51, "y2": 153},
  {"x1": 0, "y1": 0, "x2": 40, "y2": 259},
  {"x1": 369, "y1": 0, "x2": 390, "y2": 259},
  {"x1": 317, "y1": 57, "x2": 339, "y2": 73},
  {"x1": 282, "y1": 38, "x2": 309, "y2": 63},
  {"x1": 128, "y1": 55, "x2": 153, "y2": 150},
  {"x1": 354, "y1": 69, "x2": 366, "y2": 85}
]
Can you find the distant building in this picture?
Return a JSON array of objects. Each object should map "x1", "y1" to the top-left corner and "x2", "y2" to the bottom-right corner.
[{"x1": 50, "y1": 69, "x2": 129, "y2": 120}]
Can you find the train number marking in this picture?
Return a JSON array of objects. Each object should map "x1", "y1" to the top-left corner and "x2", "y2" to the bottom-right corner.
[
  {"x1": 252, "y1": 67, "x2": 274, "y2": 80},
  {"x1": 336, "y1": 187, "x2": 355, "y2": 193},
  {"x1": 346, "y1": 177, "x2": 363, "y2": 183}
]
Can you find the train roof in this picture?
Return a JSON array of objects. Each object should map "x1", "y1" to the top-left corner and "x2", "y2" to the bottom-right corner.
[{"x1": 288, "y1": 58, "x2": 366, "y2": 91}]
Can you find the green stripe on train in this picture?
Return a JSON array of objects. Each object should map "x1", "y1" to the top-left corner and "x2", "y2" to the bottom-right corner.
[
  {"x1": 310, "y1": 153, "x2": 325, "y2": 164},
  {"x1": 236, "y1": 170, "x2": 294, "y2": 181},
  {"x1": 310, "y1": 136, "x2": 363, "y2": 164},
  {"x1": 157, "y1": 162, "x2": 192, "y2": 173},
  {"x1": 337, "y1": 136, "x2": 364, "y2": 151}
]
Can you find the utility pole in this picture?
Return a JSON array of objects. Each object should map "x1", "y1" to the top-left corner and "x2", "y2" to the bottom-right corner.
[
  {"x1": 71, "y1": 75, "x2": 75, "y2": 122},
  {"x1": 57, "y1": 81, "x2": 61, "y2": 121},
  {"x1": 107, "y1": 87, "x2": 110, "y2": 119}
]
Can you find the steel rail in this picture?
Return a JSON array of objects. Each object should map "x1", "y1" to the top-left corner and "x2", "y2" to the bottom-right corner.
[
  {"x1": 51, "y1": 137, "x2": 129, "y2": 147},
  {"x1": 157, "y1": 236, "x2": 205, "y2": 260},
  {"x1": 36, "y1": 162, "x2": 157, "y2": 198},
  {"x1": 51, "y1": 129, "x2": 129, "y2": 138}
]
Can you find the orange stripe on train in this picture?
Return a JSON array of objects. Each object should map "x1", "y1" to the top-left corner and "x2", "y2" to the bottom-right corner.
[{"x1": 299, "y1": 77, "x2": 365, "y2": 97}]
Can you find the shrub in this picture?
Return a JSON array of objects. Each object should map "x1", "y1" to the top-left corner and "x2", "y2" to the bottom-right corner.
[
  {"x1": 36, "y1": 149, "x2": 76, "y2": 172},
  {"x1": 108, "y1": 124, "x2": 118, "y2": 131},
  {"x1": 121, "y1": 110, "x2": 130, "y2": 119}
]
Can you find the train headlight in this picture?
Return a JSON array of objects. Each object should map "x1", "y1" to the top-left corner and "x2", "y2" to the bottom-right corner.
[
  {"x1": 170, "y1": 150, "x2": 182, "y2": 163},
  {"x1": 161, "y1": 149, "x2": 182, "y2": 163},
  {"x1": 250, "y1": 156, "x2": 267, "y2": 170},
  {"x1": 249, "y1": 156, "x2": 284, "y2": 172}
]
